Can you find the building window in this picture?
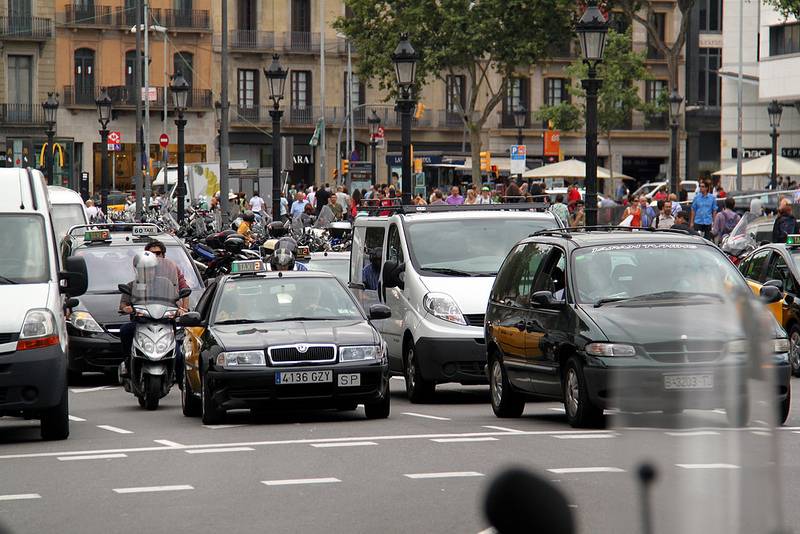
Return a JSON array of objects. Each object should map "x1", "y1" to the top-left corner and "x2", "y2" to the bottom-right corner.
[
  {"x1": 445, "y1": 75, "x2": 465, "y2": 125},
  {"x1": 698, "y1": 48, "x2": 721, "y2": 106},
  {"x1": 698, "y1": 0, "x2": 722, "y2": 32},
  {"x1": 173, "y1": 52, "x2": 194, "y2": 105},
  {"x1": 544, "y1": 78, "x2": 569, "y2": 107},
  {"x1": 645, "y1": 80, "x2": 668, "y2": 130},
  {"x1": 237, "y1": 69, "x2": 259, "y2": 120},
  {"x1": 647, "y1": 12, "x2": 666, "y2": 59},
  {"x1": 7, "y1": 55, "x2": 32, "y2": 121},
  {"x1": 770, "y1": 23, "x2": 800, "y2": 57},
  {"x1": 501, "y1": 77, "x2": 529, "y2": 127},
  {"x1": 291, "y1": 70, "x2": 312, "y2": 123},
  {"x1": 74, "y1": 48, "x2": 95, "y2": 104},
  {"x1": 291, "y1": 0, "x2": 311, "y2": 50}
]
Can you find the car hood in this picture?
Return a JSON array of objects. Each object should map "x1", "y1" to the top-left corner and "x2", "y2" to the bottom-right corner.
[
  {"x1": 420, "y1": 276, "x2": 495, "y2": 315},
  {"x1": 211, "y1": 319, "x2": 379, "y2": 351},
  {"x1": 0, "y1": 284, "x2": 50, "y2": 333},
  {"x1": 76, "y1": 292, "x2": 127, "y2": 326}
]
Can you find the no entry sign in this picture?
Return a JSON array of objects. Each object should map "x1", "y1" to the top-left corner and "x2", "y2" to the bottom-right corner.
[{"x1": 159, "y1": 134, "x2": 169, "y2": 148}]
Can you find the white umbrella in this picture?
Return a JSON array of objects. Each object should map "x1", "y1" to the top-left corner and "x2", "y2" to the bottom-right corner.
[
  {"x1": 521, "y1": 159, "x2": 632, "y2": 180},
  {"x1": 712, "y1": 154, "x2": 800, "y2": 176}
]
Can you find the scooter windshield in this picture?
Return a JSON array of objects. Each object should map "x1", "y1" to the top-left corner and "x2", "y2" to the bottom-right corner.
[{"x1": 130, "y1": 259, "x2": 180, "y2": 319}]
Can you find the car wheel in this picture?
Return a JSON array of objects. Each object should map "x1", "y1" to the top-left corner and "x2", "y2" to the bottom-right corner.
[
  {"x1": 489, "y1": 357, "x2": 524, "y2": 418},
  {"x1": 789, "y1": 326, "x2": 800, "y2": 377},
  {"x1": 563, "y1": 356, "x2": 604, "y2": 428},
  {"x1": 67, "y1": 368, "x2": 82, "y2": 385},
  {"x1": 201, "y1": 375, "x2": 225, "y2": 425},
  {"x1": 404, "y1": 342, "x2": 435, "y2": 403},
  {"x1": 40, "y1": 388, "x2": 69, "y2": 441},
  {"x1": 181, "y1": 371, "x2": 201, "y2": 417},
  {"x1": 780, "y1": 385, "x2": 791, "y2": 426},
  {"x1": 364, "y1": 381, "x2": 390, "y2": 420}
]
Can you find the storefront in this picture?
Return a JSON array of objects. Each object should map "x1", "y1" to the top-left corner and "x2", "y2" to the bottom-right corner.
[
  {"x1": 2, "y1": 136, "x2": 78, "y2": 189},
  {"x1": 91, "y1": 142, "x2": 207, "y2": 192}
]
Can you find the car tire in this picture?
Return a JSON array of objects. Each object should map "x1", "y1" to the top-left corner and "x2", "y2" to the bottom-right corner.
[
  {"x1": 404, "y1": 342, "x2": 435, "y2": 403},
  {"x1": 563, "y1": 356, "x2": 604, "y2": 429},
  {"x1": 181, "y1": 372, "x2": 201, "y2": 417},
  {"x1": 489, "y1": 357, "x2": 524, "y2": 418},
  {"x1": 780, "y1": 385, "x2": 791, "y2": 426},
  {"x1": 67, "y1": 368, "x2": 82, "y2": 385},
  {"x1": 364, "y1": 381, "x2": 390, "y2": 420},
  {"x1": 40, "y1": 388, "x2": 69, "y2": 441},
  {"x1": 789, "y1": 325, "x2": 800, "y2": 378},
  {"x1": 201, "y1": 375, "x2": 225, "y2": 425}
]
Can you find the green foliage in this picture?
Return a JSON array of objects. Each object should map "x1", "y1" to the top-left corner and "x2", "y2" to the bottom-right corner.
[
  {"x1": 534, "y1": 103, "x2": 584, "y2": 132},
  {"x1": 764, "y1": 0, "x2": 800, "y2": 18}
]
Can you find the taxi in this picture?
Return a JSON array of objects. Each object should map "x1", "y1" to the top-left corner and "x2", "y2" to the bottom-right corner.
[
  {"x1": 739, "y1": 235, "x2": 800, "y2": 376},
  {"x1": 178, "y1": 260, "x2": 392, "y2": 424},
  {"x1": 62, "y1": 223, "x2": 203, "y2": 380}
]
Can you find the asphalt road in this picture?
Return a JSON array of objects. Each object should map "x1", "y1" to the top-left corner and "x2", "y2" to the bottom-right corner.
[{"x1": 1, "y1": 375, "x2": 799, "y2": 534}]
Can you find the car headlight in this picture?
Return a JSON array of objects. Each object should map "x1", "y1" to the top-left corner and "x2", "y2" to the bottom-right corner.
[
  {"x1": 21, "y1": 309, "x2": 56, "y2": 339},
  {"x1": 725, "y1": 339, "x2": 749, "y2": 354},
  {"x1": 585, "y1": 342, "x2": 636, "y2": 357},
  {"x1": 340, "y1": 345, "x2": 381, "y2": 362},
  {"x1": 68, "y1": 311, "x2": 104, "y2": 333},
  {"x1": 135, "y1": 332, "x2": 156, "y2": 354},
  {"x1": 423, "y1": 292, "x2": 467, "y2": 326},
  {"x1": 216, "y1": 350, "x2": 266, "y2": 368}
]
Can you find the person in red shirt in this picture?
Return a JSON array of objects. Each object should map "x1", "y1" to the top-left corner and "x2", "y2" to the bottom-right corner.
[
  {"x1": 566, "y1": 183, "x2": 582, "y2": 212},
  {"x1": 653, "y1": 188, "x2": 668, "y2": 202}
]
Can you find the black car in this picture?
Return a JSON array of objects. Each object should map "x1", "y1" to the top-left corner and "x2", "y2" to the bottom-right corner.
[
  {"x1": 62, "y1": 224, "x2": 204, "y2": 380},
  {"x1": 178, "y1": 265, "x2": 392, "y2": 424},
  {"x1": 485, "y1": 228, "x2": 791, "y2": 428}
]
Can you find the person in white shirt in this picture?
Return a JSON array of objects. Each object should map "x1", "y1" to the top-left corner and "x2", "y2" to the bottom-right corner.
[
  {"x1": 249, "y1": 192, "x2": 265, "y2": 217},
  {"x1": 307, "y1": 186, "x2": 316, "y2": 209},
  {"x1": 85, "y1": 199, "x2": 102, "y2": 221},
  {"x1": 477, "y1": 186, "x2": 494, "y2": 204},
  {"x1": 336, "y1": 186, "x2": 350, "y2": 213}
]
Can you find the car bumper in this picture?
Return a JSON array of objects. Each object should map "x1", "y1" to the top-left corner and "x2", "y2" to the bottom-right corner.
[
  {"x1": 583, "y1": 360, "x2": 791, "y2": 410},
  {"x1": 68, "y1": 333, "x2": 124, "y2": 371},
  {"x1": 0, "y1": 344, "x2": 67, "y2": 413},
  {"x1": 414, "y1": 337, "x2": 487, "y2": 384},
  {"x1": 206, "y1": 361, "x2": 389, "y2": 410}
]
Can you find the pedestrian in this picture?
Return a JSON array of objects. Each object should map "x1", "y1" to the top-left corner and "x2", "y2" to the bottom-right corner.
[
  {"x1": 689, "y1": 180, "x2": 718, "y2": 239},
  {"x1": 464, "y1": 189, "x2": 478, "y2": 205},
  {"x1": 85, "y1": 199, "x2": 103, "y2": 222},
  {"x1": 505, "y1": 178, "x2": 522, "y2": 203},
  {"x1": 290, "y1": 191, "x2": 308, "y2": 218},
  {"x1": 714, "y1": 183, "x2": 727, "y2": 198},
  {"x1": 430, "y1": 190, "x2": 446, "y2": 205},
  {"x1": 671, "y1": 211, "x2": 694, "y2": 232},
  {"x1": 336, "y1": 186, "x2": 350, "y2": 213},
  {"x1": 616, "y1": 181, "x2": 628, "y2": 202},
  {"x1": 669, "y1": 193, "x2": 681, "y2": 217},
  {"x1": 413, "y1": 194, "x2": 427, "y2": 206},
  {"x1": 549, "y1": 194, "x2": 569, "y2": 226},
  {"x1": 362, "y1": 248, "x2": 382, "y2": 290},
  {"x1": 307, "y1": 185, "x2": 316, "y2": 208},
  {"x1": 529, "y1": 180, "x2": 544, "y2": 201},
  {"x1": 570, "y1": 200, "x2": 586, "y2": 227},
  {"x1": 446, "y1": 186, "x2": 464, "y2": 205},
  {"x1": 654, "y1": 200, "x2": 676, "y2": 229},
  {"x1": 249, "y1": 191, "x2": 265, "y2": 219},
  {"x1": 567, "y1": 183, "x2": 582, "y2": 210},
  {"x1": 711, "y1": 197, "x2": 741, "y2": 244},
  {"x1": 316, "y1": 183, "x2": 331, "y2": 215},
  {"x1": 772, "y1": 198, "x2": 798, "y2": 243},
  {"x1": 621, "y1": 195, "x2": 641, "y2": 227},
  {"x1": 478, "y1": 186, "x2": 494, "y2": 204},
  {"x1": 653, "y1": 188, "x2": 667, "y2": 202},
  {"x1": 638, "y1": 196, "x2": 656, "y2": 227},
  {"x1": 349, "y1": 189, "x2": 362, "y2": 219},
  {"x1": 327, "y1": 192, "x2": 343, "y2": 220},
  {"x1": 279, "y1": 194, "x2": 289, "y2": 221},
  {"x1": 750, "y1": 198, "x2": 764, "y2": 217}
]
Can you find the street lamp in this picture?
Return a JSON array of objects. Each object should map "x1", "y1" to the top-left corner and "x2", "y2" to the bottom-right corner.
[
  {"x1": 768, "y1": 100, "x2": 783, "y2": 188},
  {"x1": 170, "y1": 70, "x2": 190, "y2": 224},
  {"x1": 392, "y1": 34, "x2": 418, "y2": 205},
  {"x1": 42, "y1": 92, "x2": 59, "y2": 185},
  {"x1": 668, "y1": 90, "x2": 683, "y2": 195},
  {"x1": 513, "y1": 105, "x2": 526, "y2": 147},
  {"x1": 264, "y1": 54, "x2": 288, "y2": 220},
  {"x1": 368, "y1": 109, "x2": 382, "y2": 188},
  {"x1": 95, "y1": 88, "x2": 113, "y2": 216},
  {"x1": 576, "y1": 0, "x2": 608, "y2": 227}
]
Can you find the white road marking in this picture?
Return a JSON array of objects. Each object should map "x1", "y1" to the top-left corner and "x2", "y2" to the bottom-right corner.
[
  {"x1": 185, "y1": 447, "x2": 254, "y2": 454},
  {"x1": 70, "y1": 386, "x2": 118, "y2": 393},
  {"x1": 311, "y1": 441, "x2": 377, "y2": 448},
  {"x1": 113, "y1": 485, "x2": 194, "y2": 494},
  {"x1": 548, "y1": 407, "x2": 566, "y2": 413},
  {"x1": 676, "y1": 463, "x2": 740, "y2": 470},
  {"x1": 202, "y1": 424, "x2": 246, "y2": 430},
  {"x1": 390, "y1": 376, "x2": 404, "y2": 381},
  {"x1": 665, "y1": 431, "x2": 721, "y2": 437},
  {"x1": 482, "y1": 426, "x2": 523, "y2": 433},
  {"x1": 262, "y1": 478, "x2": 340, "y2": 486},
  {"x1": 401, "y1": 412, "x2": 451, "y2": 421},
  {"x1": 547, "y1": 467, "x2": 625, "y2": 474},
  {"x1": 404, "y1": 472, "x2": 484, "y2": 479},
  {"x1": 712, "y1": 409, "x2": 726, "y2": 414},
  {"x1": 752, "y1": 431, "x2": 772, "y2": 437},
  {"x1": 477, "y1": 528, "x2": 496, "y2": 534},
  {"x1": 153, "y1": 440, "x2": 185, "y2": 448},
  {"x1": 0, "y1": 494, "x2": 41, "y2": 501},
  {"x1": 431, "y1": 437, "x2": 498, "y2": 443},
  {"x1": 96, "y1": 425, "x2": 133, "y2": 434},
  {"x1": 552, "y1": 434, "x2": 616, "y2": 440},
  {"x1": 782, "y1": 426, "x2": 800, "y2": 430},
  {"x1": 68, "y1": 415, "x2": 86, "y2": 422},
  {"x1": 57, "y1": 453, "x2": 127, "y2": 461}
]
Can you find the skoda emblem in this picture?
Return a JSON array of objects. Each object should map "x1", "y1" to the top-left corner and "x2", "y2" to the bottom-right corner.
[{"x1": 296, "y1": 344, "x2": 308, "y2": 354}]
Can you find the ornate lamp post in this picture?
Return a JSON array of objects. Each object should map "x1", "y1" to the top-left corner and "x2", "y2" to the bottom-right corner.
[
  {"x1": 264, "y1": 54, "x2": 288, "y2": 220},
  {"x1": 95, "y1": 88, "x2": 113, "y2": 216},
  {"x1": 768, "y1": 100, "x2": 783, "y2": 188},
  {"x1": 368, "y1": 109, "x2": 381, "y2": 188},
  {"x1": 669, "y1": 90, "x2": 683, "y2": 194},
  {"x1": 170, "y1": 70, "x2": 190, "y2": 224},
  {"x1": 392, "y1": 34, "x2": 418, "y2": 205},
  {"x1": 513, "y1": 105, "x2": 526, "y2": 146},
  {"x1": 42, "y1": 92, "x2": 59, "y2": 185}
]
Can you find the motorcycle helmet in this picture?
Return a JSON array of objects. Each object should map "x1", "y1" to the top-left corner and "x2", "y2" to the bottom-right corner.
[
  {"x1": 242, "y1": 211, "x2": 256, "y2": 223},
  {"x1": 224, "y1": 235, "x2": 245, "y2": 255},
  {"x1": 262, "y1": 238, "x2": 279, "y2": 256},
  {"x1": 270, "y1": 247, "x2": 295, "y2": 271},
  {"x1": 276, "y1": 237, "x2": 298, "y2": 257},
  {"x1": 268, "y1": 221, "x2": 289, "y2": 238}
]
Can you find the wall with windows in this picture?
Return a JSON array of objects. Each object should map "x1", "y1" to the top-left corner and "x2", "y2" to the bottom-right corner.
[{"x1": 760, "y1": 9, "x2": 800, "y2": 101}]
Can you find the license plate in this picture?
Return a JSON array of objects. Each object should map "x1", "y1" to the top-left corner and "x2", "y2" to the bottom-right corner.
[
  {"x1": 337, "y1": 373, "x2": 361, "y2": 387},
  {"x1": 275, "y1": 370, "x2": 332, "y2": 385},
  {"x1": 664, "y1": 374, "x2": 713, "y2": 390}
]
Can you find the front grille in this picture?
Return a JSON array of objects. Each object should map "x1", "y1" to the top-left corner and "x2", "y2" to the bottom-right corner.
[
  {"x1": 0, "y1": 333, "x2": 19, "y2": 344},
  {"x1": 464, "y1": 314, "x2": 485, "y2": 327},
  {"x1": 268, "y1": 344, "x2": 337, "y2": 365},
  {"x1": 645, "y1": 341, "x2": 723, "y2": 364}
]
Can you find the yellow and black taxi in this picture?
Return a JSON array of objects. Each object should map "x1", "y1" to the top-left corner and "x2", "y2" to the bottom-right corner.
[
  {"x1": 739, "y1": 235, "x2": 800, "y2": 376},
  {"x1": 61, "y1": 223, "x2": 203, "y2": 380},
  {"x1": 485, "y1": 228, "x2": 791, "y2": 428},
  {"x1": 178, "y1": 260, "x2": 392, "y2": 424}
]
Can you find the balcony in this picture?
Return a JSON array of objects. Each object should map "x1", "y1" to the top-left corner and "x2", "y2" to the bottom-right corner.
[
  {"x1": 0, "y1": 16, "x2": 53, "y2": 41},
  {"x1": 0, "y1": 104, "x2": 46, "y2": 126},
  {"x1": 63, "y1": 4, "x2": 113, "y2": 26},
  {"x1": 62, "y1": 85, "x2": 97, "y2": 107},
  {"x1": 280, "y1": 31, "x2": 319, "y2": 53},
  {"x1": 63, "y1": 85, "x2": 212, "y2": 109},
  {"x1": 212, "y1": 30, "x2": 275, "y2": 52},
  {"x1": 644, "y1": 113, "x2": 668, "y2": 131},
  {"x1": 158, "y1": 9, "x2": 210, "y2": 31}
]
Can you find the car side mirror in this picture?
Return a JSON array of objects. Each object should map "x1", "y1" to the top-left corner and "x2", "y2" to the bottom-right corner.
[
  {"x1": 177, "y1": 312, "x2": 203, "y2": 327},
  {"x1": 59, "y1": 256, "x2": 88, "y2": 297},
  {"x1": 368, "y1": 304, "x2": 392, "y2": 320},
  {"x1": 785, "y1": 293, "x2": 795, "y2": 305},
  {"x1": 117, "y1": 283, "x2": 132, "y2": 296},
  {"x1": 178, "y1": 288, "x2": 192, "y2": 299},
  {"x1": 382, "y1": 260, "x2": 404, "y2": 290},
  {"x1": 65, "y1": 297, "x2": 79, "y2": 309},
  {"x1": 764, "y1": 279, "x2": 784, "y2": 292},
  {"x1": 532, "y1": 290, "x2": 562, "y2": 307},
  {"x1": 760, "y1": 285, "x2": 783, "y2": 304}
]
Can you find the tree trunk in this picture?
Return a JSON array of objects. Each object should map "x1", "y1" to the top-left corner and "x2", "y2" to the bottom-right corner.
[{"x1": 469, "y1": 126, "x2": 483, "y2": 188}]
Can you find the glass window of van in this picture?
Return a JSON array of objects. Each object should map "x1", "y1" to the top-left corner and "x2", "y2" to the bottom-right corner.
[{"x1": 0, "y1": 215, "x2": 50, "y2": 284}]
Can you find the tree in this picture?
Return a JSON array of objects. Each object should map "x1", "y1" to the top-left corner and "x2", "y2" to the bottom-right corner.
[
  {"x1": 764, "y1": 0, "x2": 800, "y2": 19},
  {"x1": 335, "y1": 0, "x2": 574, "y2": 186}
]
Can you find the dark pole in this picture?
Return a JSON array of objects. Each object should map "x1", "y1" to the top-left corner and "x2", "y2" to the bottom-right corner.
[
  {"x1": 670, "y1": 121, "x2": 679, "y2": 194},
  {"x1": 399, "y1": 94, "x2": 413, "y2": 205},
  {"x1": 46, "y1": 128, "x2": 55, "y2": 185},
  {"x1": 270, "y1": 105, "x2": 283, "y2": 219},
  {"x1": 371, "y1": 140, "x2": 377, "y2": 186},
  {"x1": 99, "y1": 127, "x2": 110, "y2": 216},
  {"x1": 583, "y1": 66, "x2": 602, "y2": 226},
  {"x1": 175, "y1": 111, "x2": 186, "y2": 223},
  {"x1": 771, "y1": 125, "x2": 779, "y2": 188},
  {"x1": 516, "y1": 127, "x2": 523, "y2": 147}
]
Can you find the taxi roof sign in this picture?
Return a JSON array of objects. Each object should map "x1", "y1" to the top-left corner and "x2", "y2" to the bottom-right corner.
[
  {"x1": 84, "y1": 230, "x2": 110, "y2": 242},
  {"x1": 231, "y1": 260, "x2": 266, "y2": 274},
  {"x1": 788, "y1": 235, "x2": 800, "y2": 246},
  {"x1": 132, "y1": 225, "x2": 159, "y2": 236}
]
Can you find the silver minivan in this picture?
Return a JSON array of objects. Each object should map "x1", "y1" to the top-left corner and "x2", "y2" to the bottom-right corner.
[
  {"x1": 349, "y1": 204, "x2": 561, "y2": 402},
  {"x1": 48, "y1": 186, "x2": 89, "y2": 240},
  {"x1": 0, "y1": 169, "x2": 87, "y2": 440}
]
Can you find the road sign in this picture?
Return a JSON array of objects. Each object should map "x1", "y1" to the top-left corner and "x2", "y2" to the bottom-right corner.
[
  {"x1": 159, "y1": 134, "x2": 169, "y2": 148},
  {"x1": 375, "y1": 125, "x2": 385, "y2": 140},
  {"x1": 349, "y1": 161, "x2": 373, "y2": 180},
  {"x1": 108, "y1": 131, "x2": 121, "y2": 144},
  {"x1": 544, "y1": 131, "x2": 560, "y2": 157},
  {"x1": 510, "y1": 145, "x2": 527, "y2": 175}
]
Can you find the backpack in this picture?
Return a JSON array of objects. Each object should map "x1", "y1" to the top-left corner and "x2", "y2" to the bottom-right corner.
[{"x1": 723, "y1": 211, "x2": 740, "y2": 234}]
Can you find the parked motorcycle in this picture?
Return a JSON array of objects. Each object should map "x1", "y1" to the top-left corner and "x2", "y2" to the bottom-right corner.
[{"x1": 721, "y1": 212, "x2": 760, "y2": 265}]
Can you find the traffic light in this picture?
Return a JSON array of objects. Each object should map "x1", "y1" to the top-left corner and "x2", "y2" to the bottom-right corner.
[
  {"x1": 414, "y1": 158, "x2": 423, "y2": 173},
  {"x1": 341, "y1": 159, "x2": 349, "y2": 175},
  {"x1": 415, "y1": 103, "x2": 426, "y2": 119},
  {"x1": 480, "y1": 151, "x2": 491, "y2": 172}
]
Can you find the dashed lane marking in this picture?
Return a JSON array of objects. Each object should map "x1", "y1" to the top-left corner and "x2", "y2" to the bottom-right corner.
[
  {"x1": 57, "y1": 453, "x2": 127, "y2": 461},
  {"x1": 431, "y1": 437, "x2": 498, "y2": 443},
  {"x1": 552, "y1": 434, "x2": 616, "y2": 440},
  {"x1": 202, "y1": 424, "x2": 247, "y2": 430},
  {"x1": 262, "y1": 478, "x2": 340, "y2": 486},
  {"x1": 185, "y1": 447, "x2": 254, "y2": 454},
  {"x1": 68, "y1": 415, "x2": 86, "y2": 422},
  {"x1": 482, "y1": 426, "x2": 524, "y2": 434},
  {"x1": 401, "y1": 412, "x2": 451, "y2": 421},
  {"x1": 404, "y1": 472, "x2": 484, "y2": 480},
  {"x1": 113, "y1": 485, "x2": 194, "y2": 494},
  {"x1": 0, "y1": 494, "x2": 41, "y2": 501},
  {"x1": 675, "y1": 463, "x2": 740, "y2": 470},
  {"x1": 96, "y1": 425, "x2": 133, "y2": 434},
  {"x1": 665, "y1": 431, "x2": 721, "y2": 437},
  {"x1": 547, "y1": 467, "x2": 625, "y2": 474},
  {"x1": 153, "y1": 440, "x2": 185, "y2": 448},
  {"x1": 310, "y1": 442, "x2": 377, "y2": 448}
]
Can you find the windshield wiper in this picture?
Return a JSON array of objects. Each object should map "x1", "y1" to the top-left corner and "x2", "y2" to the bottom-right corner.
[
  {"x1": 271, "y1": 316, "x2": 331, "y2": 322},
  {"x1": 0, "y1": 275, "x2": 17, "y2": 285},
  {"x1": 214, "y1": 319, "x2": 264, "y2": 325},
  {"x1": 422, "y1": 267, "x2": 478, "y2": 277},
  {"x1": 594, "y1": 291, "x2": 722, "y2": 308},
  {"x1": 594, "y1": 296, "x2": 631, "y2": 308}
]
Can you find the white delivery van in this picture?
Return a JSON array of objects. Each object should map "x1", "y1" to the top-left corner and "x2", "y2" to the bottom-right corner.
[
  {"x1": 0, "y1": 169, "x2": 88, "y2": 440},
  {"x1": 350, "y1": 204, "x2": 562, "y2": 402},
  {"x1": 48, "y1": 186, "x2": 89, "y2": 239}
]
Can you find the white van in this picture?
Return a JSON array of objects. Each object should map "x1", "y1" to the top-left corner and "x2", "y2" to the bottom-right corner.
[
  {"x1": 350, "y1": 204, "x2": 561, "y2": 402},
  {"x1": 0, "y1": 169, "x2": 88, "y2": 440},
  {"x1": 48, "y1": 186, "x2": 89, "y2": 239}
]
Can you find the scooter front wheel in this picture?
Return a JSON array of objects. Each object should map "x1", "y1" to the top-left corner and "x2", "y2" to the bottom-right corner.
[{"x1": 142, "y1": 375, "x2": 161, "y2": 411}]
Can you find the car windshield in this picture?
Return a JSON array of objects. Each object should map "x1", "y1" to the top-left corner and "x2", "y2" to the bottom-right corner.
[
  {"x1": 51, "y1": 204, "x2": 86, "y2": 239},
  {"x1": 305, "y1": 257, "x2": 350, "y2": 282},
  {"x1": 212, "y1": 277, "x2": 362, "y2": 324},
  {"x1": 406, "y1": 218, "x2": 558, "y2": 276},
  {"x1": 572, "y1": 243, "x2": 748, "y2": 304},
  {"x1": 0, "y1": 214, "x2": 50, "y2": 284},
  {"x1": 75, "y1": 243, "x2": 202, "y2": 292}
]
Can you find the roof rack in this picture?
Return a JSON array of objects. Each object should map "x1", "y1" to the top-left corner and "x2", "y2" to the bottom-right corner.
[
  {"x1": 67, "y1": 222, "x2": 162, "y2": 239},
  {"x1": 530, "y1": 226, "x2": 697, "y2": 237},
  {"x1": 360, "y1": 202, "x2": 550, "y2": 216}
]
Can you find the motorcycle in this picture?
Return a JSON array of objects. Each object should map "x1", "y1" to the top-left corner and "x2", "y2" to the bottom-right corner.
[{"x1": 721, "y1": 211, "x2": 760, "y2": 265}]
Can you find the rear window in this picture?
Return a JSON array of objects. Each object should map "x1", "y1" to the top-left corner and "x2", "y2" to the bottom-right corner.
[{"x1": 51, "y1": 204, "x2": 87, "y2": 238}]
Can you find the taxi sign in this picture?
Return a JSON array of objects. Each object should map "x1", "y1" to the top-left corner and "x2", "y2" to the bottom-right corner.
[
  {"x1": 132, "y1": 225, "x2": 159, "y2": 236},
  {"x1": 84, "y1": 230, "x2": 110, "y2": 242},
  {"x1": 231, "y1": 260, "x2": 266, "y2": 274},
  {"x1": 787, "y1": 235, "x2": 800, "y2": 246},
  {"x1": 297, "y1": 246, "x2": 310, "y2": 258}
]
